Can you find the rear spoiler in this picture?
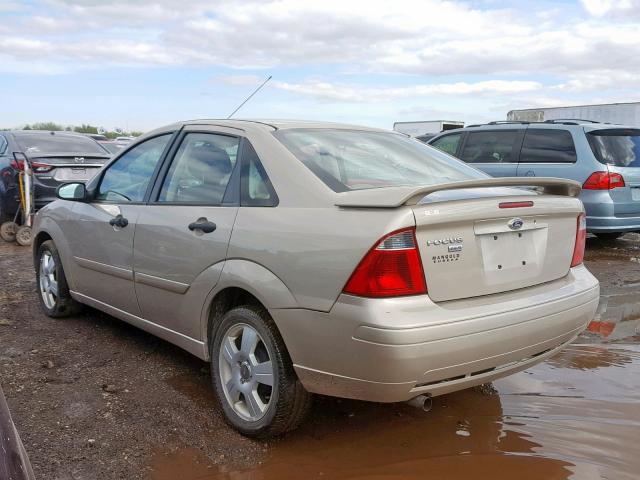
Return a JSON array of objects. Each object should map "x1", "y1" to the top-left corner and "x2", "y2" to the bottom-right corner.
[{"x1": 335, "y1": 177, "x2": 581, "y2": 208}]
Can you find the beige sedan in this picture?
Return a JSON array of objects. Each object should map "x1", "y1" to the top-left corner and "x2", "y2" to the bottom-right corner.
[{"x1": 32, "y1": 120, "x2": 599, "y2": 437}]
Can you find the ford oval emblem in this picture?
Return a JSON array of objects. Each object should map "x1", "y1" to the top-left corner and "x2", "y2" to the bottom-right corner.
[{"x1": 508, "y1": 218, "x2": 524, "y2": 230}]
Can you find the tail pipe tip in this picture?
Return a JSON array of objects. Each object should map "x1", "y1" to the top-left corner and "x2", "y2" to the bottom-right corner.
[{"x1": 406, "y1": 394, "x2": 432, "y2": 412}]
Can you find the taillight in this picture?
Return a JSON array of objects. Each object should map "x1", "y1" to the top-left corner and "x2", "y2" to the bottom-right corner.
[
  {"x1": 9, "y1": 158, "x2": 24, "y2": 171},
  {"x1": 571, "y1": 213, "x2": 587, "y2": 267},
  {"x1": 582, "y1": 172, "x2": 625, "y2": 190},
  {"x1": 32, "y1": 162, "x2": 54, "y2": 173},
  {"x1": 343, "y1": 227, "x2": 427, "y2": 297}
]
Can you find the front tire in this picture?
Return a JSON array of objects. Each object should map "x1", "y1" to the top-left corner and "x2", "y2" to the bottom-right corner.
[
  {"x1": 210, "y1": 305, "x2": 311, "y2": 438},
  {"x1": 36, "y1": 240, "x2": 81, "y2": 317}
]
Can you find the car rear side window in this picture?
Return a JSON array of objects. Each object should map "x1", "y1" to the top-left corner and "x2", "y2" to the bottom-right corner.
[
  {"x1": 519, "y1": 129, "x2": 577, "y2": 163},
  {"x1": 430, "y1": 133, "x2": 462, "y2": 156},
  {"x1": 460, "y1": 131, "x2": 520, "y2": 163},
  {"x1": 97, "y1": 134, "x2": 171, "y2": 202},
  {"x1": 240, "y1": 141, "x2": 278, "y2": 207},
  {"x1": 587, "y1": 128, "x2": 640, "y2": 168},
  {"x1": 0, "y1": 136, "x2": 6, "y2": 155},
  {"x1": 158, "y1": 132, "x2": 239, "y2": 205}
]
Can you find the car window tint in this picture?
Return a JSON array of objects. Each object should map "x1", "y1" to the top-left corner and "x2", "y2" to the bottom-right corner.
[
  {"x1": 520, "y1": 129, "x2": 577, "y2": 163},
  {"x1": 0, "y1": 136, "x2": 6, "y2": 155},
  {"x1": 97, "y1": 134, "x2": 171, "y2": 202},
  {"x1": 460, "y1": 131, "x2": 520, "y2": 164},
  {"x1": 240, "y1": 141, "x2": 278, "y2": 207},
  {"x1": 158, "y1": 132, "x2": 238, "y2": 205},
  {"x1": 430, "y1": 133, "x2": 462, "y2": 156}
]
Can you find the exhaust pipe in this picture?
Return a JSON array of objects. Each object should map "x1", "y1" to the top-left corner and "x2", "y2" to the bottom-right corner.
[{"x1": 406, "y1": 394, "x2": 432, "y2": 412}]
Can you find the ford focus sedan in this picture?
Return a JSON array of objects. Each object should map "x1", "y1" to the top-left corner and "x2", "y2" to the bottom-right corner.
[{"x1": 32, "y1": 120, "x2": 599, "y2": 437}]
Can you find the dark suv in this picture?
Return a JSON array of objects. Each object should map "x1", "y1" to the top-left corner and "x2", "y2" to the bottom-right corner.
[
  {"x1": 0, "y1": 130, "x2": 110, "y2": 221},
  {"x1": 428, "y1": 120, "x2": 640, "y2": 239}
]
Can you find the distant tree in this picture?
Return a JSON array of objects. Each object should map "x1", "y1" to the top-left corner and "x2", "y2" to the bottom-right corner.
[
  {"x1": 27, "y1": 122, "x2": 64, "y2": 131},
  {"x1": 74, "y1": 124, "x2": 99, "y2": 134},
  {"x1": 130, "y1": 131, "x2": 143, "y2": 137},
  {"x1": 23, "y1": 124, "x2": 31, "y2": 130}
]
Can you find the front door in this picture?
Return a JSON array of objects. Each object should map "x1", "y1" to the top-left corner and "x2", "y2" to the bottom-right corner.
[
  {"x1": 66, "y1": 133, "x2": 174, "y2": 315},
  {"x1": 133, "y1": 128, "x2": 240, "y2": 338}
]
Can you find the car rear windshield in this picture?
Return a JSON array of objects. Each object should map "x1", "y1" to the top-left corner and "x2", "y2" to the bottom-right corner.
[
  {"x1": 274, "y1": 129, "x2": 486, "y2": 192},
  {"x1": 14, "y1": 132, "x2": 109, "y2": 156},
  {"x1": 587, "y1": 128, "x2": 640, "y2": 168}
]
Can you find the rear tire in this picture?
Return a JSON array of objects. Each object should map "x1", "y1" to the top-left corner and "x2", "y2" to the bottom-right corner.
[
  {"x1": 0, "y1": 222, "x2": 17, "y2": 242},
  {"x1": 210, "y1": 305, "x2": 312, "y2": 438},
  {"x1": 36, "y1": 240, "x2": 81, "y2": 317},
  {"x1": 595, "y1": 232, "x2": 623, "y2": 242}
]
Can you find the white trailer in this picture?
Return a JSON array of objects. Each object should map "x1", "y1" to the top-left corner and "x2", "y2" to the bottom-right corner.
[
  {"x1": 393, "y1": 120, "x2": 464, "y2": 138},
  {"x1": 507, "y1": 102, "x2": 640, "y2": 126}
]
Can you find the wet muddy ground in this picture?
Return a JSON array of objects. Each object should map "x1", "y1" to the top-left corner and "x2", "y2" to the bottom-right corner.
[{"x1": 1, "y1": 234, "x2": 639, "y2": 479}]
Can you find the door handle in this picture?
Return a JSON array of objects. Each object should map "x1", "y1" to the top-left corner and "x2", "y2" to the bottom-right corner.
[
  {"x1": 188, "y1": 219, "x2": 217, "y2": 234},
  {"x1": 109, "y1": 214, "x2": 129, "y2": 228}
]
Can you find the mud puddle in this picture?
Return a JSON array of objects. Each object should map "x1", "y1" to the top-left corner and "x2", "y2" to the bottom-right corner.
[{"x1": 149, "y1": 343, "x2": 640, "y2": 480}]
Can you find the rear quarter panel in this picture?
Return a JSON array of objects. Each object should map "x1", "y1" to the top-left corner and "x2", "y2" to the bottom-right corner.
[{"x1": 227, "y1": 206, "x2": 416, "y2": 311}]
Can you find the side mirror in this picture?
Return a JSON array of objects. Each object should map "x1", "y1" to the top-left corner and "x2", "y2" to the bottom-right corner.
[{"x1": 56, "y1": 183, "x2": 87, "y2": 201}]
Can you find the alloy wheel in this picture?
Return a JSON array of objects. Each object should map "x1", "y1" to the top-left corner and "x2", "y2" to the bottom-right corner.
[
  {"x1": 218, "y1": 323, "x2": 275, "y2": 421},
  {"x1": 39, "y1": 251, "x2": 58, "y2": 309}
]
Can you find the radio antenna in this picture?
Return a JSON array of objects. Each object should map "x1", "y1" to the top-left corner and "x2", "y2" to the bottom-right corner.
[{"x1": 227, "y1": 75, "x2": 272, "y2": 119}]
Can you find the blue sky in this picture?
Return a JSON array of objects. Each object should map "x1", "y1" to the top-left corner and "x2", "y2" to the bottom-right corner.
[{"x1": 1, "y1": 0, "x2": 639, "y2": 132}]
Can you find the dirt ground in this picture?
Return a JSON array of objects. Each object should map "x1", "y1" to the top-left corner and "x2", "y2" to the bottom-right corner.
[{"x1": 1, "y1": 234, "x2": 639, "y2": 480}]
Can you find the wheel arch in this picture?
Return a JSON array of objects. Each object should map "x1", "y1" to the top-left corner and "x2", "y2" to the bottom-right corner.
[{"x1": 201, "y1": 259, "x2": 298, "y2": 360}]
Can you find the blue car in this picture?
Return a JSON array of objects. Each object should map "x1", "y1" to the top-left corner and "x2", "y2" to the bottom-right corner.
[{"x1": 428, "y1": 120, "x2": 640, "y2": 240}]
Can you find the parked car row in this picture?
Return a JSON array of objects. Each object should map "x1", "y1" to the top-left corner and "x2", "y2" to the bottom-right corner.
[
  {"x1": 426, "y1": 120, "x2": 640, "y2": 239},
  {"x1": 32, "y1": 119, "x2": 598, "y2": 437}
]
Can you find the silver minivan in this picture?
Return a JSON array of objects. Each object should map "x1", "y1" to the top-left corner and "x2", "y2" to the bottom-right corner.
[{"x1": 428, "y1": 120, "x2": 640, "y2": 240}]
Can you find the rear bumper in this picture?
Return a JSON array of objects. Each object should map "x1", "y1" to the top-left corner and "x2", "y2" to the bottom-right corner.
[
  {"x1": 582, "y1": 192, "x2": 640, "y2": 232},
  {"x1": 585, "y1": 214, "x2": 640, "y2": 233},
  {"x1": 272, "y1": 265, "x2": 599, "y2": 402}
]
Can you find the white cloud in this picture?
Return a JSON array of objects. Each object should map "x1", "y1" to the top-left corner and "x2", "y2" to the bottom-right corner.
[
  {"x1": 266, "y1": 79, "x2": 542, "y2": 102},
  {"x1": 581, "y1": 0, "x2": 640, "y2": 17}
]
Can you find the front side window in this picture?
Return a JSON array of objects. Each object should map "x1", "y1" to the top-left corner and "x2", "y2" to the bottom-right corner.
[
  {"x1": 587, "y1": 128, "x2": 640, "y2": 168},
  {"x1": 519, "y1": 129, "x2": 577, "y2": 163},
  {"x1": 97, "y1": 134, "x2": 171, "y2": 202},
  {"x1": 158, "y1": 132, "x2": 238, "y2": 205},
  {"x1": 460, "y1": 131, "x2": 520, "y2": 164},
  {"x1": 430, "y1": 133, "x2": 462, "y2": 156},
  {"x1": 274, "y1": 129, "x2": 485, "y2": 192}
]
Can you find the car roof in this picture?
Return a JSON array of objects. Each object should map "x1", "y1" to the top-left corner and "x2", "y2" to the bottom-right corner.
[{"x1": 173, "y1": 119, "x2": 393, "y2": 133}]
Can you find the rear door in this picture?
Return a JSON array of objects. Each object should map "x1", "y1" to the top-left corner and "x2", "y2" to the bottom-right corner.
[
  {"x1": 132, "y1": 127, "x2": 240, "y2": 338},
  {"x1": 65, "y1": 133, "x2": 174, "y2": 315},
  {"x1": 516, "y1": 127, "x2": 578, "y2": 180},
  {"x1": 586, "y1": 128, "x2": 640, "y2": 216},
  {"x1": 457, "y1": 129, "x2": 523, "y2": 177}
]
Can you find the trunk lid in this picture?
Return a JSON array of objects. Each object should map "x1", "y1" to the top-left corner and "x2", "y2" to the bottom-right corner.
[
  {"x1": 413, "y1": 192, "x2": 581, "y2": 302},
  {"x1": 29, "y1": 154, "x2": 108, "y2": 182}
]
